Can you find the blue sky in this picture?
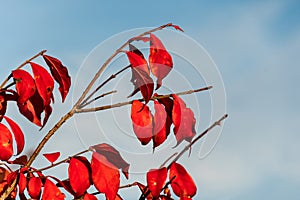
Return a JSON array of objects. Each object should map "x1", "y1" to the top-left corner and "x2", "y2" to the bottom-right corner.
[{"x1": 1, "y1": 1, "x2": 300, "y2": 199}]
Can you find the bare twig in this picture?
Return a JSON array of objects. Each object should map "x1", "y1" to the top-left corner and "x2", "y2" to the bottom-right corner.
[
  {"x1": 75, "y1": 86, "x2": 213, "y2": 113},
  {"x1": 0, "y1": 50, "x2": 46, "y2": 89},
  {"x1": 166, "y1": 114, "x2": 228, "y2": 169}
]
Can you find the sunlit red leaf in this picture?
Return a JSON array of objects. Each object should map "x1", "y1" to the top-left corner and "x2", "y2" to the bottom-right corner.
[
  {"x1": 149, "y1": 34, "x2": 173, "y2": 90},
  {"x1": 0, "y1": 123, "x2": 13, "y2": 161},
  {"x1": 0, "y1": 93, "x2": 7, "y2": 121},
  {"x1": 131, "y1": 100, "x2": 153, "y2": 145},
  {"x1": 68, "y1": 157, "x2": 91, "y2": 197},
  {"x1": 43, "y1": 152, "x2": 60, "y2": 163},
  {"x1": 90, "y1": 143, "x2": 130, "y2": 179},
  {"x1": 147, "y1": 167, "x2": 168, "y2": 198},
  {"x1": 169, "y1": 162, "x2": 197, "y2": 198},
  {"x1": 126, "y1": 50, "x2": 154, "y2": 104},
  {"x1": 3, "y1": 116, "x2": 24, "y2": 155},
  {"x1": 42, "y1": 178, "x2": 65, "y2": 200},
  {"x1": 157, "y1": 95, "x2": 173, "y2": 136},
  {"x1": 153, "y1": 100, "x2": 169, "y2": 149},
  {"x1": 28, "y1": 176, "x2": 43, "y2": 199},
  {"x1": 83, "y1": 193, "x2": 97, "y2": 200},
  {"x1": 12, "y1": 69, "x2": 36, "y2": 104},
  {"x1": 30, "y1": 62, "x2": 54, "y2": 106},
  {"x1": 91, "y1": 152, "x2": 120, "y2": 200},
  {"x1": 18, "y1": 172, "x2": 27, "y2": 194},
  {"x1": 172, "y1": 94, "x2": 196, "y2": 145},
  {"x1": 43, "y1": 55, "x2": 71, "y2": 102}
]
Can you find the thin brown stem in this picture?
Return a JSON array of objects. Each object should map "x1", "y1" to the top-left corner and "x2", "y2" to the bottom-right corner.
[
  {"x1": 80, "y1": 90, "x2": 117, "y2": 108},
  {"x1": 75, "y1": 86, "x2": 213, "y2": 113},
  {"x1": 0, "y1": 50, "x2": 46, "y2": 89},
  {"x1": 80, "y1": 65, "x2": 130, "y2": 108},
  {"x1": 166, "y1": 114, "x2": 228, "y2": 169},
  {"x1": 31, "y1": 149, "x2": 89, "y2": 173}
]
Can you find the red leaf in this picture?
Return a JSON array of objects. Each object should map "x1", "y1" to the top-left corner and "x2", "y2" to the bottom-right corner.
[
  {"x1": 28, "y1": 176, "x2": 43, "y2": 199},
  {"x1": 91, "y1": 152, "x2": 120, "y2": 200},
  {"x1": 0, "y1": 167, "x2": 9, "y2": 182},
  {"x1": 68, "y1": 157, "x2": 91, "y2": 197},
  {"x1": 17, "y1": 91, "x2": 44, "y2": 126},
  {"x1": 172, "y1": 94, "x2": 196, "y2": 145},
  {"x1": 126, "y1": 50, "x2": 154, "y2": 104},
  {"x1": 147, "y1": 167, "x2": 168, "y2": 198},
  {"x1": 43, "y1": 152, "x2": 60, "y2": 163},
  {"x1": 3, "y1": 116, "x2": 24, "y2": 155},
  {"x1": 169, "y1": 163, "x2": 197, "y2": 198},
  {"x1": 131, "y1": 100, "x2": 153, "y2": 145},
  {"x1": 18, "y1": 172, "x2": 27, "y2": 194},
  {"x1": 170, "y1": 24, "x2": 184, "y2": 32},
  {"x1": 12, "y1": 69, "x2": 36, "y2": 104},
  {"x1": 42, "y1": 178, "x2": 65, "y2": 200},
  {"x1": 90, "y1": 143, "x2": 130, "y2": 179},
  {"x1": 0, "y1": 93, "x2": 7, "y2": 121},
  {"x1": 30, "y1": 62, "x2": 54, "y2": 106},
  {"x1": 157, "y1": 95, "x2": 173, "y2": 137},
  {"x1": 83, "y1": 193, "x2": 97, "y2": 200},
  {"x1": 153, "y1": 100, "x2": 169, "y2": 149},
  {"x1": 0, "y1": 123, "x2": 13, "y2": 161},
  {"x1": 149, "y1": 34, "x2": 173, "y2": 90},
  {"x1": 8, "y1": 155, "x2": 28, "y2": 165},
  {"x1": 43, "y1": 55, "x2": 71, "y2": 102}
]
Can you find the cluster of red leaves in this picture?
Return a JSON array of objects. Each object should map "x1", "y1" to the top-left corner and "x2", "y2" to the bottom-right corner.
[
  {"x1": 127, "y1": 34, "x2": 196, "y2": 150},
  {"x1": 0, "y1": 55, "x2": 70, "y2": 161},
  {"x1": 0, "y1": 144, "x2": 128, "y2": 199},
  {"x1": 139, "y1": 162, "x2": 196, "y2": 199}
]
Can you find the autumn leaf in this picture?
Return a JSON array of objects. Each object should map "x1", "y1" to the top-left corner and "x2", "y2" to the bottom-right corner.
[
  {"x1": 91, "y1": 152, "x2": 120, "y2": 200},
  {"x1": 172, "y1": 94, "x2": 196, "y2": 145},
  {"x1": 147, "y1": 167, "x2": 168, "y2": 198},
  {"x1": 8, "y1": 155, "x2": 28, "y2": 165},
  {"x1": 169, "y1": 24, "x2": 184, "y2": 32},
  {"x1": 149, "y1": 34, "x2": 173, "y2": 90},
  {"x1": 83, "y1": 193, "x2": 98, "y2": 200},
  {"x1": 43, "y1": 152, "x2": 60, "y2": 163},
  {"x1": 153, "y1": 100, "x2": 169, "y2": 149},
  {"x1": 28, "y1": 176, "x2": 43, "y2": 199},
  {"x1": 12, "y1": 69, "x2": 36, "y2": 104},
  {"x1": 3, "y1": 116, "x2": 24, "y2": 155},
  {"x1": 90, "y1": 143, "x2": 130, "y2": 179},
  {"x1": 169, "y1": 162, "x2": 197, "y2": 199},
  {"x1": 30, "y1": 62, "x2": 54, "y2": 106},
  {"x1": 157, "y1": 95, "x2": 173, "y2": 136},
  {"x1": 0, "y1": 123, "x2": 13, "y2": 161},
  {"x1": 0, "y1": 93, "x2": 7, "y2": 121},
  {"x1": 68, "y1": 157, "x2": 91, "y2": 197},
  {"x1": 126, "y1": 50, "x2": 154, "y2": 104},
  {"x1": 18, "y1": 172, "x2": 27, "y2": 194},
  {"x1": 42, "y1": 178, "x2": 65, "y2": 200},
  {"x1": 17, "y1": 91, "x2": 44, "y2": 126},
  {"x1": 131, "y1": 100, "x2": 153, "y2": 145},
  {"x1": 43, "y1": 55, "x2": 71, "y2": 102}
]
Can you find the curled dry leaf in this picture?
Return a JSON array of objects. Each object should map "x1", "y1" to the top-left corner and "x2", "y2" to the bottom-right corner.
[
  {"x1": 43, "y1": 55, "x2": 71, "y2": 103},
  {"x1": 43, "y1": 152, "x2": 60, "y2": 163},
  {"x1": 0, "y1": 123, "x2": 13, "y2": 161},
  {"x1": 149, "y1": 34, "x2": 173, "y2": 90},
  {"x1": 131, "y1": 100, "x2": 153, "y2": 145},
  {"x1": 169, "y1": 162, "x2": 197, "y2": 199},
  {"x1": 172, "y1": 94, "x2": 196, "y2": 146},
  {"x1": 147, "y1": 167, "x2": 168, "y2": 198},
  {"x1": 3, "y1": 116, "x2": 24, "y2": 155},
  {"x1": 12, "y1": 69, "x2": 36, "y2": 104},
  {"x1": 90, "y1": 143, "x2": 130, "y2": 179},
  {"x1": 91, "y1": 152, "x2": 120, "y2": 200}
]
